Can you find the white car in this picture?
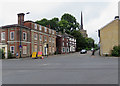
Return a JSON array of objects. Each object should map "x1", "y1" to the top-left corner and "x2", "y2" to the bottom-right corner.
[{"x1": 80, "y1": 49, "x2": 87, "y2": 54}]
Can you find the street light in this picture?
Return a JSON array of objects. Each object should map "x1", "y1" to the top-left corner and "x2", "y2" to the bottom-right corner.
[{"x1": 19, "y1": 12, "x2": 30, "y2": 58}]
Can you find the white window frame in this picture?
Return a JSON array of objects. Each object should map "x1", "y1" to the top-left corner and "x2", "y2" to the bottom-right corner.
[
  {"x1": 52, "y1": 30, "x2": 54, "y2": 34},
  {"x1": 34, "y1": 45, "x2": 37, "y2": 52},
  {"x1": 63, "y1": 42, "x2": 64, "y2": 46},
  {"x1": 39, "y1": 35, "x2": 42, "y2": 41},
  {"x1": 44, "y1": 27, "x2": 47, "y2": 32},
  {"x1": 10, "y1": 46, "x2": 14, "y2": 54},
  {"x1": 63, "y1": 38, "x2": 64, "y2": 41},
  {"x1": 34, "y1": 33, "x2": 38, "y2": 40},
  {"x1": 49, "y1": 37, "x2": 51, "y2": 42},
  {"x1": 34, "y1": 24, "x2": 37, "y2": 29},
  {"x1": 23, "y1": 32, "x2": 27, "y2": 40},
  {"x1": 39, "y1": 25, "x2": 42, "y2": 30},
  {"x1": 1, "y1": 32, "x2": 5, "y2": 40},
  {"x1": 52, "y1": 38, "x2": 54, "y2": 44},
  {"x1": 44, "y1": 36, "x2": 47, "y2": 42},
  {"x1": 23, "y1": 46, "x2": 27, "y2": 54},
  {"x1": 10, "y1": 31, "x2": 14, "y2": 40},
  {"x1": 49, "y1": 29, "x2": 51, "y2": 34}
]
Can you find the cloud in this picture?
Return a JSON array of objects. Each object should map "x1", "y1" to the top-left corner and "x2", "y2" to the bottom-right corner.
[{"x1": 84, "y1": 1, "x2": 118, "y2": 43}]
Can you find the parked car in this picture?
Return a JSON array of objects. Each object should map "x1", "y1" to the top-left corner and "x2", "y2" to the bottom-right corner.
[{"x1": 80, "y1": 49, "x2": 87, "y2": 54}]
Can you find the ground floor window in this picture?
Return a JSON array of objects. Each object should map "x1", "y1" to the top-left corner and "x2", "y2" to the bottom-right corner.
[
  {"x1": 67, "y1": 48, "x2": 69, "y2": 52},
  {"x1": 52, "y1": 47, "x2": 54, "y2": 53},
  {"x1": 39, "y1": 46, "x2": 42, "y2": 52},
  {"x1": 63, "y1": 48, "x2": 65, "y2": 53},
  {"x1": 23, "y1": 46, "x2": 27, "y2": 54},
  {"x1": 10, "y1": 46, "x2": 14, "y2": 54},
  {"x1": 49, "y1": 47, "x2": 51, "y2": 53},
  {"x1": 34, "y1": 45, "x2": 37, "y2": 52}
]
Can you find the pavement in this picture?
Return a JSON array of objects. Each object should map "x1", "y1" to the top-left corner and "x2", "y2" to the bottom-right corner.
[{"x1": 2, "y1": 51, "x2": 118, "y2": 84}]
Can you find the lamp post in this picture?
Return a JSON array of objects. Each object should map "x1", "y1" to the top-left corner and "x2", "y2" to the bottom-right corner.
[{"x1": 19, "y1": 12, "x2": 30, "y2": 58}]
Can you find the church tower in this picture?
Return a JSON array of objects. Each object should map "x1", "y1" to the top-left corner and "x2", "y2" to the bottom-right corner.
[
  {"x1": 80, "y1": 11, "x2": 88, "y2": 37},
  {"x1": 81, "y1": 11, "x2": 83, "y2": 30}
]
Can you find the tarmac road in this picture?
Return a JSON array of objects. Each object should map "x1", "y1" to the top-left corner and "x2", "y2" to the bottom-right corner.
[{"x1": 2, "y1": 51, "x2": 118, "y2": 84}]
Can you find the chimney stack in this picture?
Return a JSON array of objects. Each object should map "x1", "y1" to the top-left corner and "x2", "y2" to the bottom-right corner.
[{"x1": 17, "y1": 13, "x2": 25, "y2": 25}]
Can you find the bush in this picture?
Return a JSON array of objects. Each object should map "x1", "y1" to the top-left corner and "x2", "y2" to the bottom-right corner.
[
  {"x1": 0, "y1": 49, "x2": 5, "y2": 59},
  {"x1": 8, "y1": 50, "x2": 13, "y2": 59},
  {"x1": 111, "y1": 45, "x2": 120, "y2": 57}
]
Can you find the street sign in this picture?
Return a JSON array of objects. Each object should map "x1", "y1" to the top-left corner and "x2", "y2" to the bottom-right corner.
[
  {"x1": 32, "y1": 52, "x2": 37, "y2": 58},
  {"x1": 37, "y1": 52, "x2": 42, "y2": 57},
  {"x1": 19, "y1": 45, "x2": 22, "y2": 48}
]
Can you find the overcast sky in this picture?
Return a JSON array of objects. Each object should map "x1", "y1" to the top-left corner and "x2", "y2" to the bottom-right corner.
[{"x1": 0, "y1": 0, "x2": 119, "y2": 43}]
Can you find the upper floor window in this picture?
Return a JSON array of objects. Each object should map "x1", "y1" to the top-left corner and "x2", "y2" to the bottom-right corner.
[
  {"x1": 10, "y1": 32, "x2": 14, "y2": 40},
  {"x1": 44, "y1": 36, "x2": 47, "y2": 42},
  {"x1": 39, "y1": 35, "x2": 42, "y2": 41},
  {"x1": 63, "y1": 38, "x2": 64, "y2": 41},
  {"x1": 1, "y1": 32, "x2": 5, "y2": 40},
  {"x1": 44, "y1": 27, "x2": 47, "y2": 32},
  {"x1": 39, "y1": 25, "x2": 42, "y2": 30},
  {"x1": 10, "y1": 46, "x2": 14, "y2": 54},
  {"x1": 52, "y1": 38, "x2": 54, "y2": 43},
  {"x1": 49, "y1": 37, "x2": 51, "y2": 42},
  {"x1": 34, "y1": 24, "x2": 37, "y2": 29},
  {"x1": 23, "y1": 32, "x2": 27, "y2": 40},
  {"x1": 67, "y1": 43, "x2": 68, "y2": 46},
  {"x1": 52, "y1": 30, "x2": 54, "y2": 34},
  {"x1": 63, "y1": 42, "x2": 64, "y2": 46},
  {"x1": 34, "y1": 33, "x2": 37, "y2": 40},
  {"x1": 49, "y1": 29, "x2": 51, "y2": 34}
]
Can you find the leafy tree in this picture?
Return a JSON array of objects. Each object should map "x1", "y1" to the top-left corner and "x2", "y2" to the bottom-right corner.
[
  {"x1": 71, "y1": 30, "x2": 87, "y2": 51},
  {"x1": 61, "y1": 13, "x2": 80, "y2": 32},
  {"x1": 85, "y1": 38, "x2": 94, "y2": 49},
  {"x1": 58, "y1": 19, "x2": 69, "y2": 33},
  {"x1": 36, "y1": 18, "x2": 49, "y2": 27}
]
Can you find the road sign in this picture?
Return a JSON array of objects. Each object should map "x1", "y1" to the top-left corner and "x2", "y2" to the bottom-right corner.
[
  {"x1": 19, "y1": 45, "x2": 22, "y2": 48},
  {"x1": 37, "y1": 52, "x2": 42, "y2": 57},
  {"x1": 32, "y1": 52, "x2": 37, "y2": 58}
]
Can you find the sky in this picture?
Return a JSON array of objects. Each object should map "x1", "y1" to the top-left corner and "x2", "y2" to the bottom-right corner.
[{"x1": 0, "y1": 0, "x2": 119, "y2": 44}]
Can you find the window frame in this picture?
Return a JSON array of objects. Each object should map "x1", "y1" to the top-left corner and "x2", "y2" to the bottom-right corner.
[
  {"x1": 44, "y1": 27, "x2": 47, "y2": 32},
  {"x1": 34, "y1": 33, "x2": 38, "y2": 40},
  {"x1": 1, "y1": 32, "x2": 5, "y2": 40},
  {"x1": 34, "y1": 24, "x2": 37, "y2": 29},
  {"x1": 10, "y1": 31, "x2": 14, "y2": 40},
  {"x1": 10, "y1": 46, "x2": 14, "y2": 54},
  {"x1": 23, "y1": 32, "x2": 27, "y2": 40},
  {"x1": 23, "y1": 46, "x2": 27, "y2": 54},
  {"x1": 39, "y1": 25, "x2": 42, "y2": 30}
]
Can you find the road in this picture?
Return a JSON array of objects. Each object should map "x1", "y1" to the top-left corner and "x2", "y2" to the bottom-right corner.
[{"x1": 2, "y1": 51, "x2": 118, "y2": 84}]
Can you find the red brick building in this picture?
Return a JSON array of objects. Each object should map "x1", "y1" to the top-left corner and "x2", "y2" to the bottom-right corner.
[
  {"x1": 56, "y1": 32, "x2": 76, "y2": 54},
  {"x1": 0, "y1": 13, "x2": 56, "y2": 58}
]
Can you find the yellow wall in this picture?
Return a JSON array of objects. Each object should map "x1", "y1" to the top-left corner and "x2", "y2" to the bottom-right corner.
[{"x1": 100, "y1": 19, "x2": 119, "y2": 56}]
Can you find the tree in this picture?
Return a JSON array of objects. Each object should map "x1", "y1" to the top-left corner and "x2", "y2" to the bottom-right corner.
[
  {"x1": 58, "y1": 19, "x2": 69, "y2": 33},
  {"x1": 61, "y1": 13, "x2": 80, "y2": 32},
  {"x1": 36, "y1": 18, "x2": 49, "y2": 27},
  {"x1": 71, "y1": 30, "x2": 87, "y2": 51},
  {"x1": 85, "y1": 38, "x2": 94, "y2": 49}
]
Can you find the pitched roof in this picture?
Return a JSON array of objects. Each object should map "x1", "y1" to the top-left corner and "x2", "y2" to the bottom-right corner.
[{"x1": 0, "y1": 24, "x2": 31, "y2": 30}]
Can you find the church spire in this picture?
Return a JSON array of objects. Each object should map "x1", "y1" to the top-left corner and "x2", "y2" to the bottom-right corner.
[{"x1": 81, "y1": 11, "x2": 83, "y2": 30}]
